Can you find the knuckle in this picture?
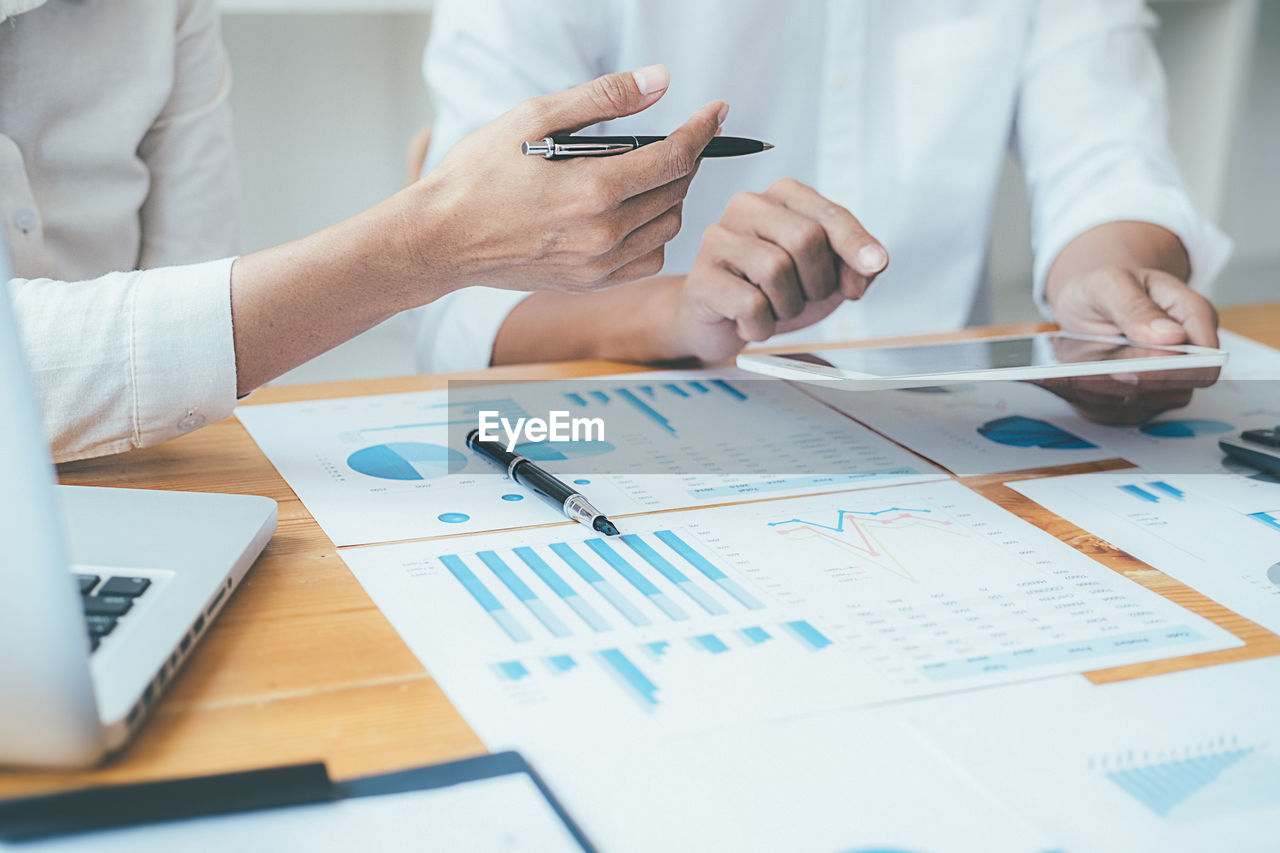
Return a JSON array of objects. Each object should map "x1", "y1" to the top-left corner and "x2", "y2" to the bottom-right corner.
[
  {"x1": 769, "y1": 176, "x2": 802, "y2": 195},
  {"x1": 639, "y1": 248, "x2": 665, "y2": 278},
  {"x1": 515, "y1": 98, "x2": 554, "y2": 132},
  {"x1": 761, "y1": 246, "x2": 792, "y2": 283},
  {"x1": 663, "y1": 144, "x2": 697, "y2": 180},
  {"x1": 589, "y1": 74, "x2": 634, "y2": 115}
]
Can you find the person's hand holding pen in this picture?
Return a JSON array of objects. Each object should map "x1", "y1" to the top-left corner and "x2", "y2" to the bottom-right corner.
[{"x1": 417, "y1": 64, "x2": 726, "y2": 294}]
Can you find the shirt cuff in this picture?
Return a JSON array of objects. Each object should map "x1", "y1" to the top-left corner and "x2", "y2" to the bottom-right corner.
[
  {"x1": 129, "y1": 256, "x2": 238, "y2": 448},
  {"x1": 1032, "y1": 182, "x2": 1234, "y2": 319},
  {"x1": 412, "y1": 287, "x2": 531, "y2": 373}
]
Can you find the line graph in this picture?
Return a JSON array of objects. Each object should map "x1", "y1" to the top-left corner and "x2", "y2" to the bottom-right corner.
[{"x1": 766, "y1": 506, "x2": 966, "y2": 583}]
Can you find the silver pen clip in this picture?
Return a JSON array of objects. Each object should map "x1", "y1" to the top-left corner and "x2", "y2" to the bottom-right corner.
[{"x1": 521, "y1": 137, "x2": 636, "y2": 159}]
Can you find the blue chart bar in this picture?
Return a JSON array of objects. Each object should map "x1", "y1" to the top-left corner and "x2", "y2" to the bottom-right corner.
[
  {"x1": 1149, "y1": 481, "x2": 1185, "y2": 500},
  {"x1": 1120, "y1": 484, "x2": 1160, "y2": 503},
  {"x1": 692, "y1": 634, "x2": 730, "y2": 654},
  {"x1": 513, "y1": 546, "x2": 611, "y2": 633},
  {"x1": 687, "y1": 381, "x2": 709, "y2": 394},
  {"x1": 663, "y1": 383, "x2": 690, "y2": 398},
  {"x1": 640, "y1": 385, "x2": 657, "y2": 398},
  {"x1": 477, "y1": 551, "x2": 572, "y2": 639},
  {"x1": 615, "y1": 388, "x2": 676, "y2": 435},
  {"x1": 441, "y1": 555, "x2": 532, "y2": 643},
  {"x1": 597, "y1": 648, "x2": 660, "y2": 708},
  {"x1": 642, "y1": 641, "x2": 670, "y2": 659},
  {"x1": 548, "y1": 542, "x2": 652, "y2": 627},
  {"x1": 585, "y1": 539, "x2": 690, "y2": 621},
  {"x1": 654, "y1": 530, "x2": 766, "y2": 611},
  {"x1": 710, "y1": 379, "x2": 748, "y2": 401},
  {"x1": 564, "y1": 392, "x2": 588, "y2": 407},
  {"x1": 496, "y1": 661, "x2": 529, "y2": 681},
  {"x1": 1106, "y1": 748, "x2": 1254, "y2": 817},
  {"x1": 739, "y1": 626, "x2": 771, "y2": 645},
  {"x1": 784, "y1": 620, "x2": 833, "y2": 651},
  {"x1": 546, "y1": 654, "x2": 577, "y2": 674},
  {"x1": 620, "y1": 535, "x2": 727, "y2": 615},
  {"x1": 589, "y1": 390, "x2": 610, "y2": 404},
  {"x1": 1249, "y1": 511, "x2": 1280, "y2": 533}
]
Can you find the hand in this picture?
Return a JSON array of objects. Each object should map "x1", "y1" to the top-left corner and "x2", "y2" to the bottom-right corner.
[
  {"x1": 1040, "y1": 266, "x2": 1221, "y2": 424},
  {"x1": 411, "y1": 65, "x2": 724, "y2": 295},
  {"x1": 665, "y1": 178, "x2": 888, "y2": 362}
]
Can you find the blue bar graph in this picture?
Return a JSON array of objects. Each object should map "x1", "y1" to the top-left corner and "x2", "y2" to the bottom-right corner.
[
  {"x1": 784, "y1": 620, "x2": 833, "y2": 651},
  {"x1": 663, "y1": 383, "x2": 690, "y2": 398},
  {"x1": 564, "y1": 392, "x2": 588, "y2": 407},
  {"x1": 546, "y1": 654, "x2": 577, "y2": 674},
  {"x1": 1120, "y1": 484, "x2": 1160, "y2": 503},
  {"x1": 548, "y1": 542, "x2": 651, "y2": 627},
  {"x1": 639, "y1": 385, "x2": 656, "y2": 398},
  {"x1": 597, "y1": 649, "x2": 660, "y2": 708},
  {"x1": 653, "y1": 530, "x2": 766, "y2": 610},
  {"x1": 477, "y1": 551, "x2": 572, "y2": 639},
  {"x1": 620, "y1": 535, "x2": 727, "y2": 615},
  {"x1": 513, "y1": 546, "x2": 611, "y2": 633},
  {"x1": 692, "y1": 634, "x2": 730, "y2": 654},
  {"x1": 585, "y1": 539, "x2": 690, "y2": 621},
  {"x1": 687, "y1": 381, "x2": 709, "y2": 393},
  {"x1": 1149, "y1": 481, "x2": 1185, "y2": 500},
  {"x1": 441, "y1": 555, "x2": 532, "y2": 643},
  {"x1": 642, "y1": 641, "x2": 670, "y2": 659},
  {"x1": 496, "y1": 661, "x2": 529, "y2": 681},
  {"x1": 1106, "y1": 747, "x2": 1254, "y2": 817},
  {"x1": 615, "y1": 388, "x2": 676, "y2": 435},
  {"x1": 710, "y1": 379, "x2": 748, "y2": 401},
  {"x1": 1249, "y1": 511, "x2": 1280, "y2": 532},
  {"x1": 589, "y1": 390, "x2": 610, "y2": 404},
  {"x1": 739, "y1": 626, "x2": 771, "y2": 645}
]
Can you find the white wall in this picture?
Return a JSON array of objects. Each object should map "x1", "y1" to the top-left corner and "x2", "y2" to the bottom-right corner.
[{"x1": 219, "y1": 2, "x2": 1279, "y2": 381}]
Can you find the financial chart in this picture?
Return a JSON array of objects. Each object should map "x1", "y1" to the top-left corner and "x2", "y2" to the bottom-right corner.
[
  {"x1": 236, "y1": 372, "x2": 944, "y2": 545},
  {"x1": 339, "y1": 480, "x2": 1236, "y2": 746},
  {"x1": 1013, "y1": 472, "x2": 1280, "y2": 635}
]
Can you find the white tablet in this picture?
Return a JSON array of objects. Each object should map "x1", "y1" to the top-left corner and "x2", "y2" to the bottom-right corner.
[{"x1": 736, "y1": 332, "x2": 1227, "y2": 390}]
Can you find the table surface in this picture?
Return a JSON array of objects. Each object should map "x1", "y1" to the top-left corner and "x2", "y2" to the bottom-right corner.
[{"x1": 3, "y1": 304, "x2": 1277, "y2": 798}]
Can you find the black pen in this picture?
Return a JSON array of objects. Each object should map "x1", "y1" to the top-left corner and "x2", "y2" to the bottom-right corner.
[
  {"x1": 465, "y1": 428, "x2": 620, "y2": 536},
  {"x1": 522, "y1": 135, "x2": 773, "y2": 160}
]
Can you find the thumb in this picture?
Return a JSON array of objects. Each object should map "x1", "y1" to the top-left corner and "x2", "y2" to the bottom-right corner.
[
  {"x1": 1103, "y1": 270, "x2": 1190, "y2": 345},
  {"x1": 521, "y1": 65, "x2": 671, "y2": 135}
]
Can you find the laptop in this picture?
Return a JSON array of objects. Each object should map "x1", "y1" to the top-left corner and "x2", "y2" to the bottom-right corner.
[{"x1": 0, "y1": 245, "x2": 277, "y2": 768}]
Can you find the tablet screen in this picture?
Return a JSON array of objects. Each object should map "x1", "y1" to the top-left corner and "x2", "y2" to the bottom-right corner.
[{"x1": 769, "y1": 334, "x2": 1191, "y2": 377}]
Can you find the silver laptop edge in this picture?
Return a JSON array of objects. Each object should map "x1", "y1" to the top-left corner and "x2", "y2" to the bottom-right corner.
[{"x1": 0, "y1": 242, "x2": 277, "y2": 768}]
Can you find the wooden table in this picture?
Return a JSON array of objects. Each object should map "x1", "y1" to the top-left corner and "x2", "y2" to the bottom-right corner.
[{"x1": 2, "y1": 304, "x2": 1277, "y2": 799}]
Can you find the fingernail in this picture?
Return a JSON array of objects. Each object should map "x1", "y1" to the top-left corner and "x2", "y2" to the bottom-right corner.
[
  {"x1": 632, "y1": 64, "x2": 669, "y2": 95},
  {"x1": 856, "y1": 244, "x2": 887, "y2": 274},
  {"x1": 1149, "y1": 318, "x2": 1184, "y2": 337},
  {"x1": 716, "y1": 103, "x2": 730, "y2": 125},
  {"x1": 1112, "y1": 372, "x2": 1141, "y2": 385}
]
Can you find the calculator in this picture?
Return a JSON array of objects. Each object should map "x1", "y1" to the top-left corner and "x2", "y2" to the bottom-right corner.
[{"x1": 1220, "y1": 426, "x2": 1280, "y2": 478}]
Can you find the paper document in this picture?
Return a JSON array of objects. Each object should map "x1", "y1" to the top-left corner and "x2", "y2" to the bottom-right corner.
[
  {"x1": 339, "y1": 479, "x2": 1237, "y2": 752},
  {"x1": 1012, "y1": 472, "x2": 1280, "y2": 634},
  {"x1": 805, "y1": 375, "x2": 1280, "y2": 477},
  {"x1": 238, "y1": 370, "x2": 944, "y2": 545},
  {"x1": 903, "y1": 658, "x2": 1280, "y2": 852},
  {"x1": 527, "y1": 707, "x2": 1056, "y2": 853}
]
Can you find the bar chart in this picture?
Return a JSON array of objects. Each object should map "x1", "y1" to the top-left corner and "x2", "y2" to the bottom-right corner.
[{"x1": 340, "y1": 480, "x2": 1235, "y2": 744}]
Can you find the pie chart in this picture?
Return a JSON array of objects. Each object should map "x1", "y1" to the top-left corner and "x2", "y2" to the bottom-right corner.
[
  {"x1": 347, "y1": 442, "x2": 467, "y2": 480},
  {"x1": 978, "y1": 415, "x2": 1096, "y2": 449},
  {"x1": 1139, "y1": 419, "x2": 1233, "y2": 438}
]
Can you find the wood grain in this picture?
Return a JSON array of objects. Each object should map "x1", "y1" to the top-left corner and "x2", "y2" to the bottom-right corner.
[{"x1": 1, "y1": 304, "x2": 1274, "y2": 798}]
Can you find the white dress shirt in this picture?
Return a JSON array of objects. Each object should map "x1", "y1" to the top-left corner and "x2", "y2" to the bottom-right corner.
[
  {"x1": 1, "y1": 0, "x2": 239, "y2": 462},
  {"x1": 415, "y1": 0, "x2": 1231, "y2": 373}
]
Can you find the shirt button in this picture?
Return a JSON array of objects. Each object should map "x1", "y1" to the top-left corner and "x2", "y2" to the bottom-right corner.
[
  {"x1": 177, "y1": 413, "x2": 206, "y2": 432},
  {"x1": 13, "y1": 208, "x2": 38, "y2": 233}
]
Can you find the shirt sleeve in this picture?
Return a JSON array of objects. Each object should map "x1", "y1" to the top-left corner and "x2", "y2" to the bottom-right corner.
[
  {"x1": 1015, "y1": 0, "x2": 1232, "y2": 316},
  {"x1": 412, "y1": 0, "x2": 614, "y2": 372},
  {"x1": 7, "y1": 258, "x2": 238, "y2": 463},
  {"x1": 137, "y1": 0, "x2": 239, "y2": 268}
]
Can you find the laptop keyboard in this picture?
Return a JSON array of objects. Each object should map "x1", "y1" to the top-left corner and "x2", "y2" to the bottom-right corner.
[{"x1": 75, "y1": 574, "x2": 152, "y2": 653}]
